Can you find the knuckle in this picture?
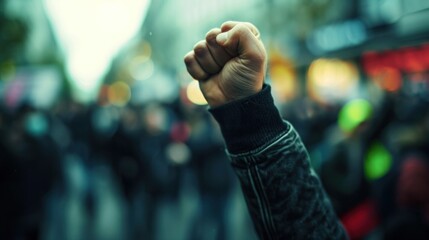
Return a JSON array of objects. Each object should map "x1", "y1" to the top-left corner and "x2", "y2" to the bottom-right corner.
[
  {"x1": 193, "y1": 41, "x2": 207, "y2": 56},
  {"x1": 188, "y1": 69, "x2": 203, "y2": 80},
  {"x1": 239, "y1": 22, "x2": 260, "y2": 38},
  {"x1": 243, "y1": 21, "x2": 254, "y2": 28},
  {"x1": 205, "y1": 28, "x2": 220, "y2": 41},
  {"x1": 236, "y1": 23, "x2": 250, "y2": 33},
  {"x1": 222, "y1": 21, "x2": 234, "y2": 27},
  {"x1": 184, "y1": 53, "x2": 195, "y2": 65},
  {"x1": 196, "y1": 72, "x2": 209, "y2": 80}
]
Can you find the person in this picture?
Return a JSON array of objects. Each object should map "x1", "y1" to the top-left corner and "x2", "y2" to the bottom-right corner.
[{"x1": 184, "y1": 21, "x2": 348, "y2": 239}]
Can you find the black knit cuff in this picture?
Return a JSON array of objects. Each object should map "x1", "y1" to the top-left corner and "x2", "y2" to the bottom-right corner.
[{"x1": 209, "y1": 84, "x2": 289, "y2": 154}]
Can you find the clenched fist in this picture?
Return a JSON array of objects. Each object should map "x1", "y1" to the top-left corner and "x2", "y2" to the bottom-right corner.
[{"x1": 184, "y1": 21, "x2": 267, "y2": 107}]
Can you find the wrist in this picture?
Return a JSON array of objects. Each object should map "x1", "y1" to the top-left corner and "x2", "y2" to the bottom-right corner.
[
  {"x1": 206, "y1": 81, "x2": 264, "y2": 108},
  {"x1": 208, "y1": 84, "x2": 288, "y2": 154}
]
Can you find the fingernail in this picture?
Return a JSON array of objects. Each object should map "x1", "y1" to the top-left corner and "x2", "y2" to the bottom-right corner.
[{"x1": 216, "y1": 32, "x2": 228, "y2": 44}]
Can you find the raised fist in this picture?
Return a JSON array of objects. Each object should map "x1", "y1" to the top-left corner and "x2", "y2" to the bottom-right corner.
[{"x1": 184, "y1": 21, "x2": 267, "y2": 107}]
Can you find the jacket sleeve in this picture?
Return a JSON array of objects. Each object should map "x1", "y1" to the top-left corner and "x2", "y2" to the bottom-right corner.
[{"x1": 209, "y1": 84, "x2": 348, "y2": 240}]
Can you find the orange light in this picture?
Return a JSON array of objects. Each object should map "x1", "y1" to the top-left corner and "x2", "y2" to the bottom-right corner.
[
  {"x1": 108, "y1": 81, "x2": 131, "y2": 106},
  {"x1": 372, "y1": 67, "x2": 402, "y2": 92},
  {"x1": 269, "y1": 52, "x2": 298, "y2": 102},
  {"x1": 98, "y1": 84, "x2": 110, "y2": 105},
  {"x1": 307, "y1": 58, "x2": 359, "y2": 104}
]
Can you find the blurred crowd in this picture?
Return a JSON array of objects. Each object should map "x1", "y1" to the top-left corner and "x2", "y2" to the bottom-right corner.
[
  {"x1": 2, "y1": 0, "x2": 429, "y2": 239},
  {"x1": 0, "y1": 97, "x2": 257, "y2": 240},
  {"x1": 2, "y1": 69, "x2": 429, "y2": 240}
]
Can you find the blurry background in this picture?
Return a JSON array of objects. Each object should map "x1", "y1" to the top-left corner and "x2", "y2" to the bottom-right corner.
[{"x1": 1, "y1": 0, "x2": 429, "y2": 239}]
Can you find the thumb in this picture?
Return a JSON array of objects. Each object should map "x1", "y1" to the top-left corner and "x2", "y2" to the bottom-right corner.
[{"x1": 215, "y1": 23, "x2": 265, "y2": 60}]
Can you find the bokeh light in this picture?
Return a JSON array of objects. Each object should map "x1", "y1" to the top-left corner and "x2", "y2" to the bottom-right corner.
[
  {"x1": 25, "y1": 112, "x2": 49, "y2": 137},
  {"x1": 142, "y1": 103, "x2": 169, "y2": 134},
  {"x1": 307, "y1": 58, "x2": 359, "y2": 104},
  {"x1": 186, "y1": 81, "x2": 207, "y2": 105},
  {"x1": 338, "y1": 99, "x2": 373, "y2": 133},
  {"x1": 269, "y1": 51, "x2": 298, "y2": 102},
  {"x1": 170, "y1": 122, "x2": 191, "y2": 142},
  {"x1": 364, "y1": 142, "x2": 392, "y2": 181},
  {"x1": 129, "y1": 56, "x2": 154, "y2": 82},
  {"x1": 108, "y1": 81, "x2": 131, "y2": 107},
  {"x1": 165, "y1": 142, "x2": 191, "y2": 165},
  {"x1": 372, "y1": 67, "x2": 402, "y2": 92}
]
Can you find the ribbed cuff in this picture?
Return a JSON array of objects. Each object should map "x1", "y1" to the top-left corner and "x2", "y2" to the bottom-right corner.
[{"x1": 209, "y1": 84, "x2": 289, "y2": 154}]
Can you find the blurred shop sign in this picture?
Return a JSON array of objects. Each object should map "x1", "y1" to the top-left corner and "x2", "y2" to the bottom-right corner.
[
  {"x1": 362, "y1": 43, "x2": 429, "y2": 97},
  {"x1": 308, "y1": 0, "x2": 429, "y2": 55},
  {"x1": 307, "y1": 20, "x2": 368, "y2": 54},
  {"x1": 361, "y1": 0, "x2": 429, "y2": 27},
  {"x1": 362, "y1": 44, "x2": 429, "y2": 75},
  {"x1": 360, "y1": 0, "x2": 402, "y2": 26}
]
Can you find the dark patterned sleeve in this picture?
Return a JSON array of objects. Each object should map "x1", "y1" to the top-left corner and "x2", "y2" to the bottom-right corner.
[{"x1": 209, "y1": 84, "x2": 348, "y2": 239}]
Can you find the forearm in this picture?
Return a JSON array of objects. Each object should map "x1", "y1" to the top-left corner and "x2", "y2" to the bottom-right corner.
[{"x1": 210, "y1": 85, "x2": 347, "y2": 239}]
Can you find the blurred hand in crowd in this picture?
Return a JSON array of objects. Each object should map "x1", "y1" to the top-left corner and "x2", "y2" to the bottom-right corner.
[{"x1": 184, "y1": 21, "x2": 266, "y2": 107}]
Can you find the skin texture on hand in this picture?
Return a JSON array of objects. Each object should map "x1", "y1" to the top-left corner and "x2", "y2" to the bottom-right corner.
[{"x1": 184, "y1": 21, "x2": 267, "y2": 107}]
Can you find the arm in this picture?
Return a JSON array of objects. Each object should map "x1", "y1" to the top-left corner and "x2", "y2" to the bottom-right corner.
[
  {"x1": 210, "y1": 84, "x2": 347, "y2": 239},
  {"x1": 184, "y1": 21, "x2": 347, "y2": 239}
]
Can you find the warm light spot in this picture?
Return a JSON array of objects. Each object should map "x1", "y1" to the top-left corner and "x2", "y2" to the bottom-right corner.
[
  {"x1": 143, "y1": 103, "x2": 169, "y2": 134},
  {"x1": 269, "y1": 52, "x2": 298, "y2": 102},
  {"x1": 98, "y1": 84, "x2": 110, "y2": 105},
  {"x1": 108, "y1": 81, "x2": 131, "y2": 106},
  {"x1": 372, "y1": 67, "x2": 402, "y2": 92},
  {"x1": 136, "y1": 41, "x2": 152, "y2": 61},
  {"x1": 186, "y1": 81, "x2": 207, "y2": 105},
  {"x1": 307, "y1": 58, "x2": 359, "y2": 104}
]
